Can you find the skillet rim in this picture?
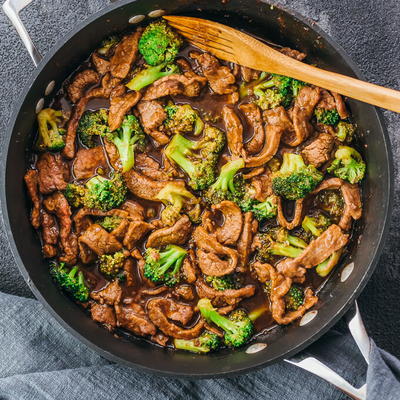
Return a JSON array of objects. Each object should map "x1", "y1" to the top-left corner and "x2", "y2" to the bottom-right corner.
[{"x1": 0, "y1": 0, "x2": 394, "y2": 378}]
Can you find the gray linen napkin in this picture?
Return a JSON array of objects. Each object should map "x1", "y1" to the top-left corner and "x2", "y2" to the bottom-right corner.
[{"x1": 0, "y1": 292, "x2": 399, "y2": 400}]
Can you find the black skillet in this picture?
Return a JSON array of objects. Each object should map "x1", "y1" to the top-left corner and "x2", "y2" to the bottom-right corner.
[{"x1": 1, "y1": 0, "x2": 393, "y2": 379}]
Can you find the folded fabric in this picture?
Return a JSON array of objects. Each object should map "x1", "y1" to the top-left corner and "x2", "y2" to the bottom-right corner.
[{"x1": 0, "y1": 292, "x2": 399, "y2": 400}]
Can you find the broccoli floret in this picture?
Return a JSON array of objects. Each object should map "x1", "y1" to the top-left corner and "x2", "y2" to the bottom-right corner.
[
  {"x1": 98, "y1": 251, "x2": 126, "y2": 278},
  {"x1": 155, "y1": 182, "x2": 199, "y2": 226},
  {"x1": 327, "y1": 146, "x2": 366, "y2": 184},
  {"x1": 253, "y1": 74, "x2": 305, "y2": 110},
  {"x1": 104, "y1": 115, "x2": 145, "y2": 173},
  {"x1": 126, "y1": 63, "x2": 179, "y2": 91},
  {"x1": 198, "y1": 298, "x2": 254, "y2": 348},
  {"x1": 138, "y1": 20, "x2": 183, "y2": 66},
  {"x1": 97, "y1": 35, "x2": 119, "y2": 56},
  {"x1": 256, "y1": 227, "x2": 307, "y2": 262},
  {"x1": 36, "y1": 108, "x2": 66, "y2": 151},
  {"x1": 164, "y1": 103, "x2": 204, "y2": 135},
  {"x1": 285, "y1": 285, "x2": 304, "y2": 311},
  {"x1": 84, "y1": 173, "x2": 127, "y2": 211},
  {"x1": 98, "y1": 215, "x2": 122, "y2": 232},
  {"x1": 50, "y1": 263, "x2": 89, "y2": 302},
  {"x1": 315, "y1": 189, "x2": 344, "y2": 220},
  {"x1": 77, "y1": 109, "x2": 109, "y2": 148},
  {"x1": 205, "y1": 274, "x2": 238, "y2": 291},
  {"x1": 144, "y1": 245, "x2": 187, "y2": 287},
  {"x1": 165, "y1": 126, "x2": 225, "y2": 191},
  {"x1": 272, "y1": 153, "x2": 324, "y2": 200},
  {"x1": 314, "y1": 108, "x2": 340, "y2": 126},
  {"x1": 202, "y1": 158, "x2": 245, "y2": 204},
  {"x1": 302, "y1": 212, "x2": 331, "y2": 237},
  {"x1": 174, "y1": 330, "x2": 221, "y2": 354},
  {"x1": 251, "y1": 196, "x2": 278, "y2": 221},
  {"x1": 336, "y1": 121, "x2": 356, "y2": 142},
  {"x1": 64, "y1": 183, "x2": 85, "y2": 208},
  {"x1": 239, "y1": 72, "x2": 267, "y2": 99}
]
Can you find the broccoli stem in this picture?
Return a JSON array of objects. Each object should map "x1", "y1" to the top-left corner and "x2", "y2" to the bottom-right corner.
[
  {"x1": 210, "y1": 158, "x2": 245, "y2": 193},
  {"x1": 126, "y1": 63, "x2": 178, "y2": 91},
  {"x1": 270, "y1": 243, "x2": 304, "y2": 258},
  {"x1": 316, "y1": 250, "x2": 342, "y2": 277}
]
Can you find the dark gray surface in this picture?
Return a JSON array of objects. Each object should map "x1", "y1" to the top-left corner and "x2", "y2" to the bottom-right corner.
[{"x1": 0, "y1": 0, "x2": 399, "y2": 358}]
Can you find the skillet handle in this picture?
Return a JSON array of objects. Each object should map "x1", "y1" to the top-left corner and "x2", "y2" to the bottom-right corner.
[
  {"x1": 285, "y1": 301, "x2": 369, "y2": 400},
  {"x1": 2, "y1": 0, "x2": 42, "y2": 66}
]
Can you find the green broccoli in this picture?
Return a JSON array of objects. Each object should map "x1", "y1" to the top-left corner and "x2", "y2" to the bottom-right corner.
[
  {"x1": 336, "y1": 121, "x2": 356, "y2": 142},
  {"x1": 98, "y1": 251, "x2": 126, "y2": 278},
  {"x1": 314, "y1": 108, "x2": 340, "y2": 126},
  {"x1": 84, "y1": 173, "x2": 127, "y2": 211},
  {"x1": 327, "y1": 146, "x2": 366, "y2": 184},
  {"x1": 205, "y1": 274, "x2": 238, "y2": 291},
  {"x1": 77, "y1": 109, "x2": 109, "y2": 148},
  {"x1": 239, "y1": 71, "x2": 267, "y2": 99},
  {"x1": 315, "y1": 189, "x2": 345, "y2": 219},
  {"x1": 103, "y1": 115, "x2": 145, "y2": 173},
  {"x1": 64, "y1": 183, "x2": 86, "y2": 208},
  {"x1": 256, "y1": 227, "x2": 307, "y2": 262},
  {"x1": 164, "y1": 103, "x2": 204, "y2": 135},
  {"x1": 155, "y1": 182, "x2": 199, "y2": 226},
  {"x1": 36, "y1": 108, "x2": 66, "y2": 151},
  {"x1": 316, "y1": 250, "x2": 342, "y2": 277},
  {"x1": 253, "y1": 74, "x2": 305, "y2": 110},
  {"x1": 97, "y1": 35, "x2": 120, "y2": 56},
  {"x1": 165, "y1": 126, "x2": 225, "y2": 191},
  {"x1": 50, "y1": 263, "x2": 89, "y2": 302},
  {"x1": 126, "y1": 63, "x2": 179, "y2": 91},
  {"x1": 198, "y1": 298, "x2": 254, "y2": 348},
  {"x1": 272, "y1": 153, "x2": 324, "y2": 200},
  {"x1": 202, "y1": 158, "x2": 245, "y2": 204},
  {"x1": 174, "y1": 330, "x2": 221, "y2": 354},
  {"x1": 302, "y1": 212, "x2": 331, "y2": 238},
  {"x1": 144, "y1": 245, "x2": 187, "y2": 287},
  {"x1": 250, "y1": 196, "x2": 278, "y2": 221},
  {"x1": 98, "y1": 215, "x2": 122, "y2": 232},
  {"x1": 138, "y1": 20, "x2": 183, "y2": 66},
  {"x1": 285, "y1": 285, "x2": 304, "y2": 311}
]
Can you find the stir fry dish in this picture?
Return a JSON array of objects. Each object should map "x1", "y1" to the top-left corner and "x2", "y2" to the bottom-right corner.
[{"x1": 24, "y1": 20, "x2": 364, "y2": 353}]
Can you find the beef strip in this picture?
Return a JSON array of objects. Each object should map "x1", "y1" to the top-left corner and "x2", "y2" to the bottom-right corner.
[
  {"x1": 158, "y1": 298, "x2": 194, "y2": 325},
  {"x1": 190, "y1": 52, "x2": 236, "y2": 94},
  {"x1": 91, "y1": 53, "x2": 110, "y2": 75},
  {"x1": 182, "y1": 250, "x2": 197, "y2": 284},
  {"x1": 147, "y1": 298, "x2": 204, "y2": 339},
  {"x1": 43, "y1": 192, "x2": 77, "y2": 265},
  {"x1": 146, "y1": 215, "x2": 192, "y2": 248},
  {"x1": 73, "y1": 146, "x2": 108, "y2": 180},
  {"x1": 37, "y1": 153, "x2": 70, "y2": 194},
  {"x1": 284, "y1": 86, "x2": 321, "y2": 147},
  {"x1": 90, "y1": 280, "x2": 122, "y2": 305},
  {"x1": 115, "y1": 302, "x2": 157, "y2": 336},
  {"x1": 222, "y1": 105, "x2": 244, "y2": 158},
  {"x1": 110, "y1": 29, "x2": 142, "y2": 79},
  {"x1": 173, "y1": 285, "x2": 195, "y2": 301},
  {"x1": 67, "y1": 69, "x2": 100, "y2": 103},
  {"x1": 317, "y1": 89, "x2": 336, "y2": 110},
  {"x1": 137, "y1": 100, "x2": 169, "y2": 145},
  {"x1": 277, "y1": 198, "x2": 304, "y2": 230},
  {"x1": 301, "y1": 133, "x2": 334, "y2": 167},
  {"x1": 24, "y1": 169, "x2": 41, "y2": 229},
  {"x1": 236, "y1": 212, "x2": 257, "y2": 272},
  {"x1": 135, "y1": 153, "x2": 170, "y2": 181},
  {"x1": 196, "y1": 278, "x2": 256, "y2": 307},
  {"x1": 312, "y1": 177, "x2": 362, "y2": 230},
  {"x1": 277, "y1": 224, "x2": 349, "y2": 279},
  {"x1": 249, "y1": 168, "x2": 273, "y2": 202},
  {"x1": 193, "y1": 226, "x2": 239, "y2": 276},
  {"x1": 79, "y1": 224, "x2": 122, "y2": 256},
  {"x1": 279, "y1": 47, "x2": 307, "y2": 61},
  {"x1": 41, "y1": 210, "x2": 59, "y2": 258},
  {"x1": 108, "y1": 87, "x2": 141, "y2": 131},
  {"x1": 239, "y1": 103, "x2": 265, "y2": 155},
  {"x1": 123, "y1": 169, "x2": 169, "y2": 200},
  {"x1": 211, "y1": 201, "x2": 243, "y2": 245},
  {"x1": 332, "y1": 92, "x2": 349, "y2": 119},
  {"x1": 91, "y1": 302, "x2": 116, "y2": 330},
  {"x1": 123, "y1": 220, "x2": 154, "y2": 250},
  {"x1": 240, "y1": 66, "x2": 260, "y2": 82}
]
